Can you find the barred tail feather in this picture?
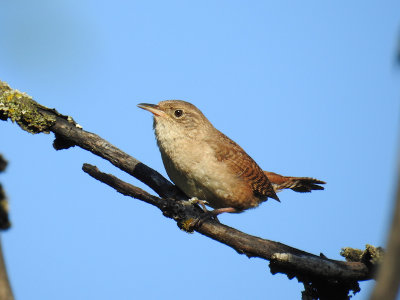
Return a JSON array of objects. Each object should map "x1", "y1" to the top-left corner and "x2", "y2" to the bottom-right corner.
[{"x1": 264, "y1": 171, "x2": 326, "y2": 193}]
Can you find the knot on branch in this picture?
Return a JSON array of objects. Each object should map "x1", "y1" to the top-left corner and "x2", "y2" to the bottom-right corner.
[
  {"x1": 159, "y1": 198, "x2": 205, "y2": 233},
  {"x1": 53, "y1": 133, "x2": 78, "y2": 150}
]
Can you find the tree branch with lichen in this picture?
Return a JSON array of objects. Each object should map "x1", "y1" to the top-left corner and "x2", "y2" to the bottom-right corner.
[{"x1": 0, "y1": 80, "x2": 383, "y2": 299}]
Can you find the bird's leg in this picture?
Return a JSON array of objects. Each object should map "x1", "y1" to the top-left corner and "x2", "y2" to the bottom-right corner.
[
  {"x1": 188, "y1": 198, "x2": 237, "y2": 222},
  {"x1": 188, "y1": 206, "x2": 238, "y2": 230},
  {"x1": 209, "y1": 207, "x2": 238, "y2": 215}
]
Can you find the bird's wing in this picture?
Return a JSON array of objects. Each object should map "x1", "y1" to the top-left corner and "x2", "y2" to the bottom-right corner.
[{"x1": 208, "y1": 133, "x2": 279, "y2": 202}]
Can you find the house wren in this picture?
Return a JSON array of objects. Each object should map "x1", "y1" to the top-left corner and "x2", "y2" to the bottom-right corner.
[{"x1": 138, "y1": 100, "x2": 324, "y2": 215}]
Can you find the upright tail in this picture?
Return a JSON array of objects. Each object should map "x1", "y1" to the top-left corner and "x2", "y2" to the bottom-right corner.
[{"x1": 264, "y1": 171, "x2": 325, "y2": 193}]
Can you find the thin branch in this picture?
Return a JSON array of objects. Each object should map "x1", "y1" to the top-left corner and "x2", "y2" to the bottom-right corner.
[
  {"x1": 83, "y1": 163, "x2": 373, "y2": 283},
  {"x1": 49, "y1": 117, "x2": 183, "y2": 199},
  {"x1": 82, "y1": 163, "x2": 164, "y2": 208}
]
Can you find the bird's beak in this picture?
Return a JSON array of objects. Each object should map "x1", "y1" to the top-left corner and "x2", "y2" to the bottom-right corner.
[{"x1": 137, "y1": 103, "x2": 166, "y2": 117}]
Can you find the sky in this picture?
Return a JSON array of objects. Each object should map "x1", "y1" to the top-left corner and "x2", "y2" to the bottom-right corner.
[{"x1": 0, "y1": 1, "x2": 399, "y2": 299}]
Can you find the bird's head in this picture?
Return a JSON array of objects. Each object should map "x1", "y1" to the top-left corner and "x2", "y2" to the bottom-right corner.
[{"x1": 137, "y1": 100, "x2": 212, "y2": 139}]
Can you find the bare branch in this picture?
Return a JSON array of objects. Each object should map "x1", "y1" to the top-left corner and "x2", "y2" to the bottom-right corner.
[
  {"x1": 82, "y1": 163, "x2": 165, "y2": 208},
  {"x1": 82, "y1": 164, "x2": 373, "y2": 287}
]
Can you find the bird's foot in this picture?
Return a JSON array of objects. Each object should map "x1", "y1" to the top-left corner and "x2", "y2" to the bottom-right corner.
[
  {"x1": 187, "y1": 197, "x2": 209, "y2": 212},
  {"x1": 188, "y1": 207, "x2": 238, "y2": 230}
]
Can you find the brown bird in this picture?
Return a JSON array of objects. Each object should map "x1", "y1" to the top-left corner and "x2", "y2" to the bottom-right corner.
[{"x1": 138, "y1": 100, "x2": 325, "y2": 215}]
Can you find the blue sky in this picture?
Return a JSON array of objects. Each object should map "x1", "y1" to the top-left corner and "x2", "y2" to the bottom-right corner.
[{"x1": 0, "y1": 1, "x2": 399, "y2": 299}]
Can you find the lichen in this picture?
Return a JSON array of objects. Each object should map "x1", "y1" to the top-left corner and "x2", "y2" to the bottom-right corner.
[
  {"x1": 0, "y1": 81, "x2": 56, "y2": 134},
  {"x1": 364, "y1": 244, "x2": 385, "y2": 265},
  {"x1": 340, "y1": 244, "x2": 384, "y2": 266},
  {"x1": 179, "y1": 218, "x2": 196, "y2": 233},
  {"x1": 340, "y1": 248, "x2": 364, "y2": 262}
]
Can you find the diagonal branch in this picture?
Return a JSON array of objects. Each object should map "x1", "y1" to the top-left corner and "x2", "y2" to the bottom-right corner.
[
  {"x1": 0, "y1": 81, "x2": 183, "y2": 200},
  {"x1": 82, "y1": 164, "x2": 373, "y2": 284},
  {"x1": 1, "y1": 80, "x2": 381, "y2": 299}
]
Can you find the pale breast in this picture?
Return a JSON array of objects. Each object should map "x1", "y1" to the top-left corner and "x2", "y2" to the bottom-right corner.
[
  {"x1": 159, "y1": 136, "x2": 260, "y2": 210},
  {"x1": 154, "y1": 117, "x2": 265, "y2": 210}
]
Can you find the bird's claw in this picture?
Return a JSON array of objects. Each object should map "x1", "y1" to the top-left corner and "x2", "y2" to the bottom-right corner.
[
  {"x1": 185, "y1": 211, "x2": 221, "y2": 231},
  {"x1": 188, "y1": 197, "x2": 209, "y2": 212}
]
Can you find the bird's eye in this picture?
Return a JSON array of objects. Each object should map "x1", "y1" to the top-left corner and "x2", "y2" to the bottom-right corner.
[{"x1": 174, "y1": 109, "x2": 183, "y2": 118}]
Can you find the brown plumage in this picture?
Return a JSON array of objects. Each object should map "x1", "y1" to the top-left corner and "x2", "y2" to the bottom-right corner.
[
  {"x1": 138, "y1": 100, "x2": 324, "y2": 214},
  {"x1": 264, "y1": 171, "x2": 325, "y2": 193},
  {"x1": 209, "y1": 133, "x2": 279, "y2": 202}
]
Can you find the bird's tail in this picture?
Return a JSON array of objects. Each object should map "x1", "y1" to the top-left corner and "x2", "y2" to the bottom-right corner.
[{"x1": 264, "y1": 171, "x2": 325, "y2": 193}]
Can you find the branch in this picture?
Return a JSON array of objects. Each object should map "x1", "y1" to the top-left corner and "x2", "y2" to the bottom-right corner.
[
  {"x1": 369, "y1": 159, "x2": 400, "y2": 300},
  {"x1": 82, "y1": 164, "x2": 374, "y2": 299},
  {"x1": 1, "y1": 80, "x2": 379, "y2": 299},
  {"x1": 0, "y1": 155, "x2": 10, "y2": 231},
  {"x1": 0, "y1": 81, "x2": 182, "y2": 200},
  {"x1": 0, "y1": 155, "x2": 14, "y2": 300},
  {"x1": 369, "y1": 32, "x2": 400, "y2": 299}
]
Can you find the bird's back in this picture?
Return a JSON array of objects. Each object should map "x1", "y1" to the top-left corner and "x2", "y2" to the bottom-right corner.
[{"x1": 207, "y1": 130, "x2": 279, "y2": 205}]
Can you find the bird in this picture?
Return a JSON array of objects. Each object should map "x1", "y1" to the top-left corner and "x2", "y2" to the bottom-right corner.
[{"x1": 138, "y1": 100, "x2": 325, "y2": 216}]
